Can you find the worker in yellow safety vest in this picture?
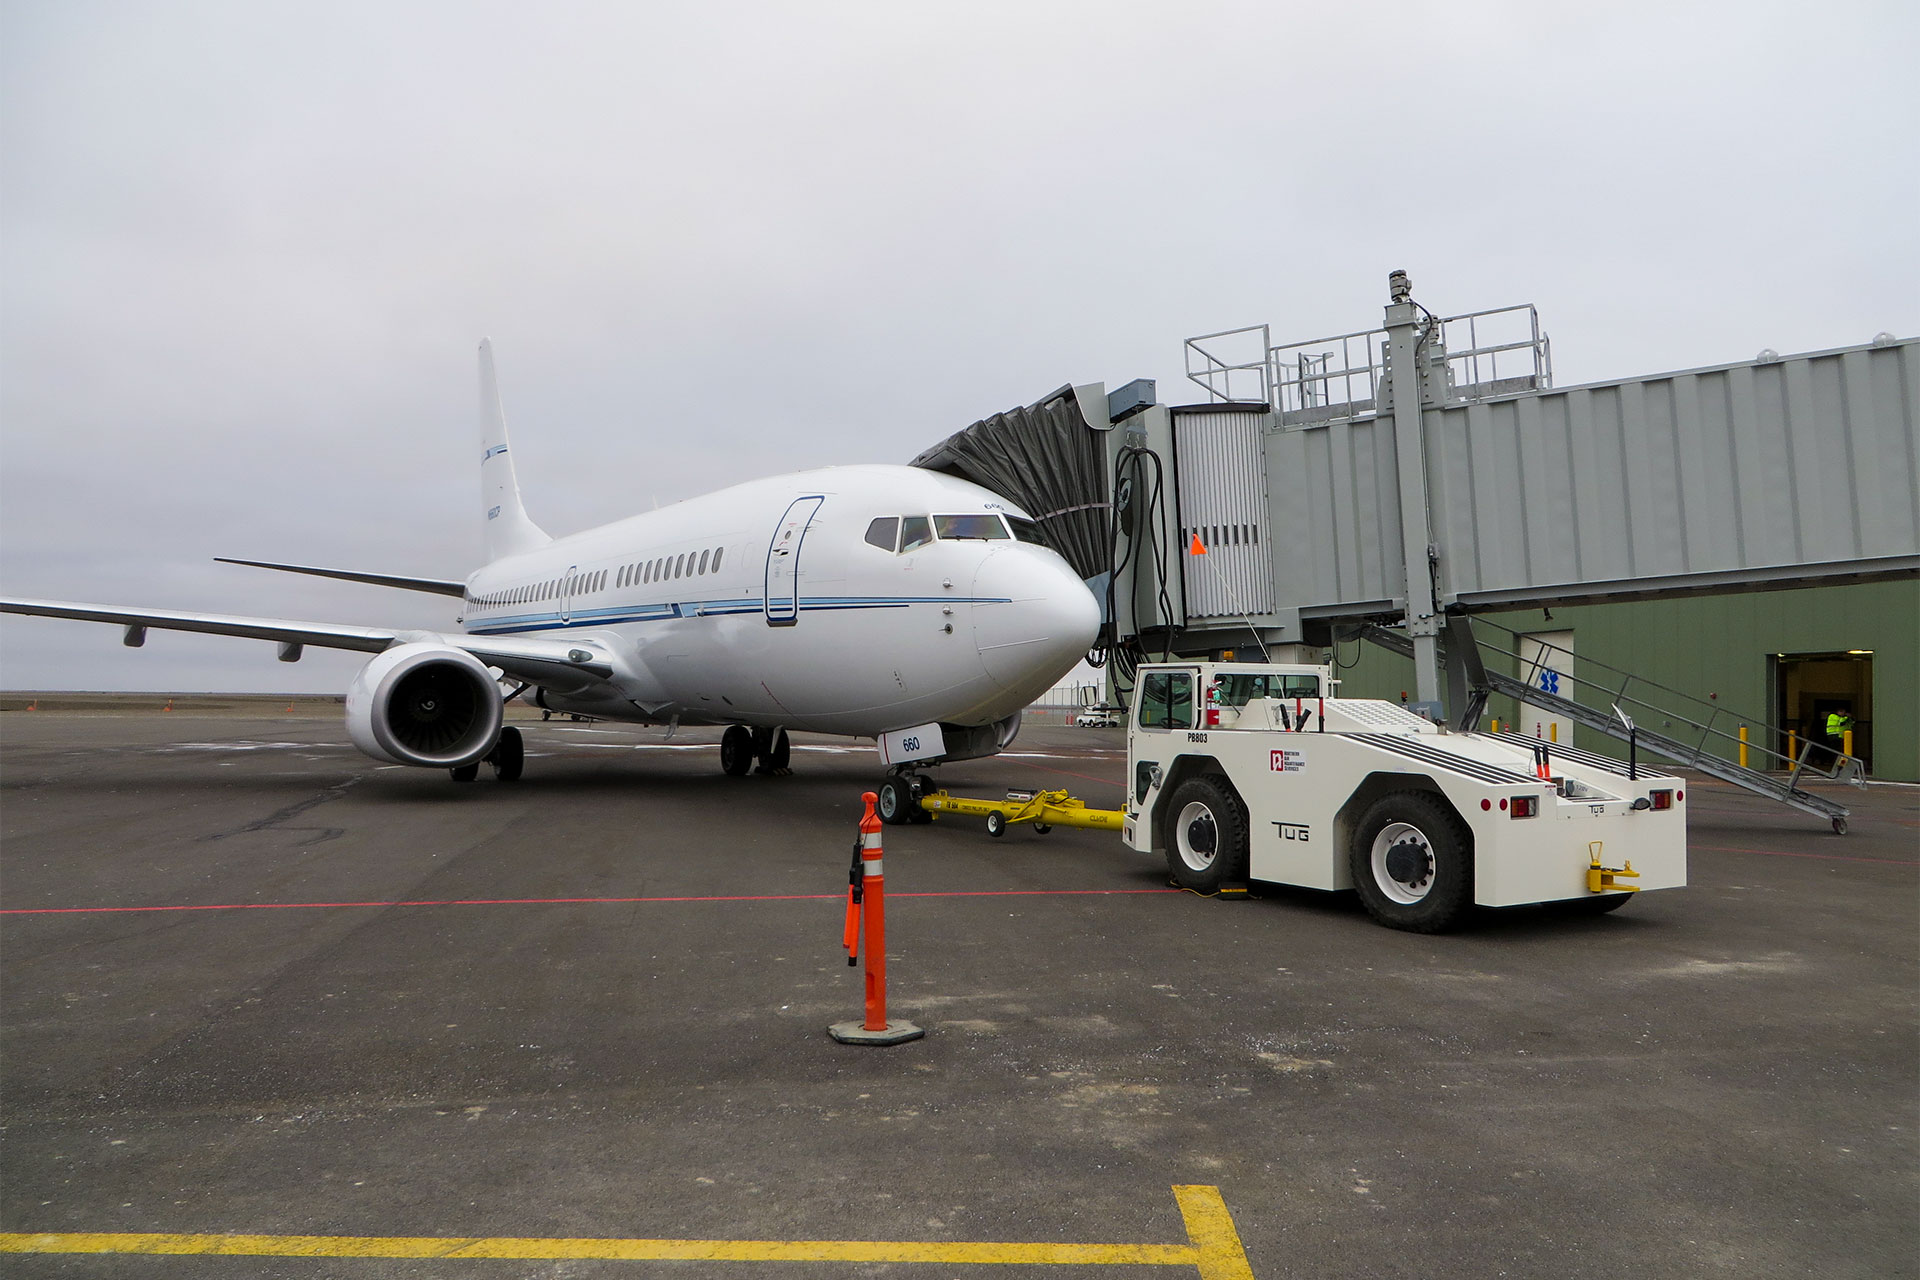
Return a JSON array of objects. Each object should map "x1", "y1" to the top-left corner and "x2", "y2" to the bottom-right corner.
[{"x1": 1825, "y1": 709, "x2": 1855, "y2": 761}]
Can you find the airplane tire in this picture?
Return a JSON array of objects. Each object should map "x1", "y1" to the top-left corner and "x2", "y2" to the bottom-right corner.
[
  {"x1": 906, "y1": 772, "x2": 934, "y2": 824},
  {"x1": 450, "y1": 762, "x2": 479, "y2": 783},
  {"x1": 1350, "y1": 791, "x2": 1474, "y2": 933},
  {"x1": 877, "y1": 777, "x2": 916, "y2": 825},
  {"x1": 765, "y1": 727, "x2": 792, "y2": 772},
  {"x1": 720, "y1": 725, "x2": 753, "y2": 777},
  {"x1": 490, "y1": 726, "x2": 524, "y2": 782}
]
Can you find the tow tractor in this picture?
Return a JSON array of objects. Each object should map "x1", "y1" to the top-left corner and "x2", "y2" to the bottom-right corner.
[{"x1": 1119, "y1": 659, "x2": 1687, "y2": 931}]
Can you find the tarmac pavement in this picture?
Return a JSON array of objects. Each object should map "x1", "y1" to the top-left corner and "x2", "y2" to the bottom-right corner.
[{"x1": 2, "y1": 704, "x2": 1915, "y2": 1277}]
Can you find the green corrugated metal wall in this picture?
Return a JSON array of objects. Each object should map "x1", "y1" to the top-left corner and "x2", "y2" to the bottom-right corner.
[{"x1": 1326, "y1": 580, "x2": 1919, "y2": 781}]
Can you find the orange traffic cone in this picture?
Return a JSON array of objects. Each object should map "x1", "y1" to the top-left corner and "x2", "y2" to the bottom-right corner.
[{"x1": 829, "y1": 793, "x2": 925, "y2": 1047}]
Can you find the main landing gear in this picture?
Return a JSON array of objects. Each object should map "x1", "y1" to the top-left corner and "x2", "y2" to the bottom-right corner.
[
  {"x1": 877, "y1": 770, "x2": 934, "y2": 825},
  {"x1": 450, "y1": 725, "x2": 524, "y2": 783},
  {"x1": 720, "y1": 724, "x2": 792, "y2": 777}
]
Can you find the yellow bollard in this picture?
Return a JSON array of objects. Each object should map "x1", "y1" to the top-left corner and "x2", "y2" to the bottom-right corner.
[
  {"x1": 1843, "y1": 728, "x2": 1854, "y2": 759},
  {"x1": 1739, "y1": 725, "x2": 1749, "y2": 769},
  {"x1": 1787, "y1": 729, "x2": 1797, "y2": 762}
]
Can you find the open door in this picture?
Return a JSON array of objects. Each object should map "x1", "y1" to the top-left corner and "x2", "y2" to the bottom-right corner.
[
  {"x1": 764, "y1": 496, "x2": 825, "y2": 627},
  {"x1": 1773, "y1": 650, "x2": 1874, "y2": 771}
]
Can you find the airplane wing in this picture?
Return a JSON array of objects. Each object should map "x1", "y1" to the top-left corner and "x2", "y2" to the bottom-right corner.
[
  {"x1": 213, "y1": 558, "x2": 468, "y2": 598},
  {"x1": 0, "y1": 598, "x2": 613, "y2": 684}
]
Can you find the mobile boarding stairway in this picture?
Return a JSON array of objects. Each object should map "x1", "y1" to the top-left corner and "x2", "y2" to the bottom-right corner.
[{"x1": 1360, "y1": 618, "x2": 1864, "y2": 834}]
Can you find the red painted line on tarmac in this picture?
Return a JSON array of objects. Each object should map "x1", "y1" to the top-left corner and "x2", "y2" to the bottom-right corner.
[
  {"x1": 0, "y1": 888, "x2": 1181, "y2": 917},
  {"x1": 1693, "y1": 843, "x2": 1916, "y2": 867}
]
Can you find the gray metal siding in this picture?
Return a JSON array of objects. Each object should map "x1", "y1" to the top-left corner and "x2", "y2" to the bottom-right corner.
[
  {"x1": 1174, "y1": 410, "x2": 1276, "y2": 617},
  {"x1": 1417, "y1": 339, "x2": 1919, "y2": 602}
]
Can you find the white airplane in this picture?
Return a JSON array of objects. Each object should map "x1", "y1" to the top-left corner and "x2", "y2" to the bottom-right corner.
[{"x1": 1, "y1": 341, "x2": 1101, "y2": 824}]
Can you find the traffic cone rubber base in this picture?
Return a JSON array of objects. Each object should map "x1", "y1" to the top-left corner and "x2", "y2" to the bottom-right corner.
[{"x1": 828, "y1": 1019, "x2": 925, "y2": 1046}]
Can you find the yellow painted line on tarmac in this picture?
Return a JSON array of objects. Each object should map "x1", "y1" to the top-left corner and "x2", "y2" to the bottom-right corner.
[{"x1": 0, "y1": 1184, "x2": 1254, "y2": 1277}]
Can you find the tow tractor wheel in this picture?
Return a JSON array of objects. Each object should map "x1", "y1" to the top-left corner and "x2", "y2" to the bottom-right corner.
[
  {"x1": 1351, "y1": 791, "x2": 1474, "y2": 933},
  {"x1": 1164, "y1": 776, "x2": 1248, "y2": 893},
  {"x1": 489, "y1": 726, "x2": 524, "y2": 782},
  {"x1": 719, "y1": 725, "x2": 753, "y2": 777},
  {"x1": 985, "y1": 811, "x2": 1007, "y2": 838}
]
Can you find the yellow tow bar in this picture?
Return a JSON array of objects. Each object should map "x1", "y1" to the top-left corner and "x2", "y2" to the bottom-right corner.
[{"x1": 919, "y1": 788, "x2": 1126, "y2": 838}]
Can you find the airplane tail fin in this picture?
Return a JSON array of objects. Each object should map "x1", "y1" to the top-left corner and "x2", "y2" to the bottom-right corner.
[{"x1": 478, "y1": 339, "x2": 552, "y2": 563}]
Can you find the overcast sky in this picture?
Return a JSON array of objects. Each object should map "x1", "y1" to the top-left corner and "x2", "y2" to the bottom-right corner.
[{"x1": 3, "y1": 1, "x2": 1915, "y2": 692}]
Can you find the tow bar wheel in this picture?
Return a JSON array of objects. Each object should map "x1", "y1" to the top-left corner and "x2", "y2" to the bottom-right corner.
[{"x1": 1350, "y1": 791, "x2": 1474, "y2": 933}]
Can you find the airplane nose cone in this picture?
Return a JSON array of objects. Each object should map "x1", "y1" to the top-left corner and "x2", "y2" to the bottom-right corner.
[{"x1": 970, "y1": 547, "x2": 1101, "y2": 694}]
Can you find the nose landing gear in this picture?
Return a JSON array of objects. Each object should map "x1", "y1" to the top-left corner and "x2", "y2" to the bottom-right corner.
[{"x1": 877, "y1": 770, "x2": 934, "y2": 825}]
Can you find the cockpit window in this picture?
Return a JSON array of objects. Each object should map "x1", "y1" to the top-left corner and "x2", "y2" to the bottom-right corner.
[
  {"x1": 1006, "y1": 515, "x2": 1046, "y2": 545},
  {"x1": 933, "y1": 514, "x2": 1010, "y2": 541},
  {"x1": 864, "y1": 517, "x2": 899, "y2": 551},
  {"x1": 900, "y1": 515, "x2": 933, "y2": 552}
]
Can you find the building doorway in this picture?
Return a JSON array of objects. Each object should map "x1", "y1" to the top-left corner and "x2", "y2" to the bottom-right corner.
[{"x1": 1771, "y1": 651, "x2": 1873, "y2": 772}]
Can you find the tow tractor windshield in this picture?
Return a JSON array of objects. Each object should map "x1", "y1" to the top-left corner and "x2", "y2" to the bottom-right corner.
[{"x1": 1214, "y1": 671, "x2": 1321, "y2": 706}]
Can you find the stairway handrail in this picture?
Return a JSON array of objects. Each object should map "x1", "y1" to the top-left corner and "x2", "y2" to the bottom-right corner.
[{"x1": 1449, "y1": 616, "x2": 1862, "y2": 780}]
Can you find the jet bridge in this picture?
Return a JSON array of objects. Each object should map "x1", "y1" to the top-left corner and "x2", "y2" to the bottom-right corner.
[
  {"x1": 913, "y1": 272, "x2": 1919, "y2": 825},
  {"x1": 919, "y1": 273, "x2": 1917, "y2": 679}
]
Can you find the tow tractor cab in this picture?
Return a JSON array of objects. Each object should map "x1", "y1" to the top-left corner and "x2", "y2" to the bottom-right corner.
[{"x1": 1124, "y1": 660, "x2": 1688, "y2": 932}]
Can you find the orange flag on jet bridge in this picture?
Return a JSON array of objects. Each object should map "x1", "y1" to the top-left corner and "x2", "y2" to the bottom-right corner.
[{"x1": 1190, "y1": 534, "x2": 1207, "y2": 555}]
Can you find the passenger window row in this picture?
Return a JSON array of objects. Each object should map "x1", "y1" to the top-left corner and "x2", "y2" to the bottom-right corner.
[
  {"x1": 467, "y1": 569, "x2": 604, "y2": 611},
  {"x1": 465, "y1": 545, "x2": 726, "y2": 613},
  {"x1": 615, "y1": 545, "x2": 724, "y2": 589}
]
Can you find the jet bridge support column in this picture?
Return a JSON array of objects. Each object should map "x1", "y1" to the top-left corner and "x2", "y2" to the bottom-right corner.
[{"x1": 1384, "y1": 270, "x2": 1443, "y2": 709}]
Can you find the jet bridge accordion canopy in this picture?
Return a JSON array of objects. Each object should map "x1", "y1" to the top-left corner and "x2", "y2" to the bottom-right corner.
[{"x1": 909, "y1": 388, "x2": 1110, "y2": 585}]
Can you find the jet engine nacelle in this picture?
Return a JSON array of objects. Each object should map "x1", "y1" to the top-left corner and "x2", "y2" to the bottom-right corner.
[{"x1": 346, "y1": 642, "x2": 503, "y2": 767}]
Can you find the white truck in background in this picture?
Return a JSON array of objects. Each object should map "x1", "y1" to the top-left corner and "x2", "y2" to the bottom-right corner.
[{"x1": 1123, "y1": 660, "x2": 1688, "y2": 932}]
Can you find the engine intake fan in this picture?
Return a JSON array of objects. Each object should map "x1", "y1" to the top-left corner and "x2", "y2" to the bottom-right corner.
[{"x1": 347, "y1": 642, "x2": 503, "y2": 767}]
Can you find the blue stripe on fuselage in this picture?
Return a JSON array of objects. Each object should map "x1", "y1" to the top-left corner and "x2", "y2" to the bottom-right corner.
[{"x1": 463, "y1": 595, "x2": 1011, "y2": 636}]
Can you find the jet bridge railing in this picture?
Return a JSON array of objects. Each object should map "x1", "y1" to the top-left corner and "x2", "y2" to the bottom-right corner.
[
  {"x1": 1185, "y1": 303, "x2": 1552, "y2": 424},
  {"x1": 1358, "y1": 619, "x2": 1863, "y2": 831},
  {"x1": 1466, "y1": 617, "x2": 1863, "y2": 784}
]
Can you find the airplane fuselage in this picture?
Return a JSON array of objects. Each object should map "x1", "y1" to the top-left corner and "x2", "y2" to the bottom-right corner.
[{"x1": 458, "y1": 463, "x2": 1097, "y2": 737}]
